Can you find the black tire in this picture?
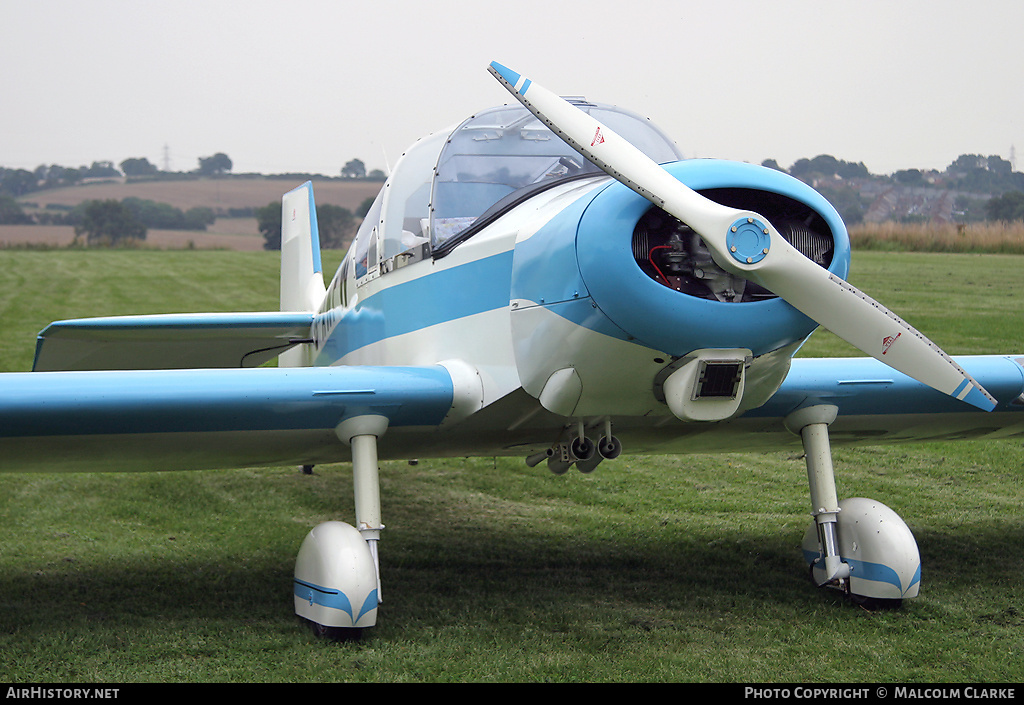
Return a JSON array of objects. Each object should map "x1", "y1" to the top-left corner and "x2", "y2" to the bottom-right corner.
[{"x1": 308, "y1": 620, "x2": 364, "y2": 642}]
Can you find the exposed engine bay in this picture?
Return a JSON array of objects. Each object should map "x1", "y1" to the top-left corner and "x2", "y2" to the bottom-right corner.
[{"x1": 632, "y1": 187, "x2": 836, "y2": 302}]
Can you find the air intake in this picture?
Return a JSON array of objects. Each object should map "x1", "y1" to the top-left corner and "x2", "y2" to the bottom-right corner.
[{"x1": 693, "y1": 361, "x2": 744, "y2": 399}]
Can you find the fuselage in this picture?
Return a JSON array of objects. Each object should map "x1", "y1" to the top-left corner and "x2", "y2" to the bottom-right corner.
[
  {"x1": 296, "y1": 103, "x2": 844, "y2": 456},
  {"x1": 298, "y1": 103, "x2": 1024, "y2": 460}
]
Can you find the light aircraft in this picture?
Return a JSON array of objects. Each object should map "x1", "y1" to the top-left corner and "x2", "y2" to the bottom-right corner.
[{"x1": 3, "y1": 62, "x2": 1024, "y2": 639}]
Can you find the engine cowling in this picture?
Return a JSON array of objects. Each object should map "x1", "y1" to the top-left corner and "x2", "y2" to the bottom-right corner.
[
  {"x1": 510, "y1": 159, "x2": 850, "y2": 420},
  {"x1": 576, "y1": 159, "x2": 850, "y2": 357}
]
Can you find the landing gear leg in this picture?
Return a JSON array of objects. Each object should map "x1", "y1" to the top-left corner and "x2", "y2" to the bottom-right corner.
[
  {"x1": 786, "y1": 405, "x2": 848, "y2": 588},
  {"x1": 786, "y1": 405, "x2": 921, "y2": 605},
  {"x1": 293, "y1": 415, "x2": 389, "y2": 638},
  {"x1": 347, "y1": 417, "x2": 387, "y2": 604}
]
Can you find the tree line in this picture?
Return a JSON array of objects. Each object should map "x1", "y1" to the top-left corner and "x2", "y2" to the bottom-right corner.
[
  {"x1": 762, "y1": 152, "x2": 1024, "y2": 193},
  {"x1": 5, "y1": 197, "x2": 218, "y2": 246},
  {"x1": 0, "y1": 154, "x2": 236, "y2": 200},
  {"x1": 1, "y1": 153, "x2": 384, "y2": 203},
  {"x1": 762, "y1": 152, "x2": 1024, "y2": 225},
  {"x1": 76, "y1": 197, "x2": 218, "y2": 245}
]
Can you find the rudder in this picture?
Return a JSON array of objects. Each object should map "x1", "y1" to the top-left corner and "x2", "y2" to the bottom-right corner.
[
  {"x1": 279, "y1": 181, "x2": 326, "y2": 368},
  {"x1": 280, "y1": 181, "x2": 327, "y2": 313}
]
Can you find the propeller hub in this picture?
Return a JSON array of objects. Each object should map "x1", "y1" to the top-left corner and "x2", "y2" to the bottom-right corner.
[{"x1": 727, "y1": 217, "x2": 771, "y2": 265}]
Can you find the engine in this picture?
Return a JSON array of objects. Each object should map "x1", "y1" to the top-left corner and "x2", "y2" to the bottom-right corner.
[{"x1": 632, "y1": 188, "x2": 836, "y2": 303}]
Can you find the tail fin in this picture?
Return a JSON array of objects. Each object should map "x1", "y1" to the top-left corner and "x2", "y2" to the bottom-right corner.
[
  {"x1": 279, "y1": 182, "x2": 326, "y2": 368},
  {"x1": 280, "y1": 181, "x2": 327, "y2": 313}
]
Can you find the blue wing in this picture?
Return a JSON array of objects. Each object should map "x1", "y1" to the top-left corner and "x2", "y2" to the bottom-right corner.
[
  {"x1": 0, "y1": 365, "x2": 455, "y2": 472},
  {"x1": 4, "y1": 353, "x2": 1024, "y2": 473},
  {"x1": 763, "y1": 355, "x2": 1024, "y2": 418},
  {"x1": 735, "y1": 354, "x2": 1024, "y2": 449}
]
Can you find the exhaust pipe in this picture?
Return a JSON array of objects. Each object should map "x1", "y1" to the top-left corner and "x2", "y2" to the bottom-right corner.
[{"x1": 526, "y1": 430, "x2": 622, "y2": 475}]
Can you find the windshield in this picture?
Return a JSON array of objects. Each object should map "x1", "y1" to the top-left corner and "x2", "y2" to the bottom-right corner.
[{"x1": 430, "y1": 101, "x2": 681, "y2": 248}]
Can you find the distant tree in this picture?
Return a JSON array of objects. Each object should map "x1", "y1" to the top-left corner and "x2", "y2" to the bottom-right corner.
[
  {"x1": 945, "y1": 153, "x2": 1024, "y2": 194},
  {"x1": 341, "y1": 158, "x2": 366, "y2": 179},
  {"x1": 34, "y1": 164, "x2": 82, "y2": 188},
  {"x1": 83, "y1": 161, "x2": 120, "y2": 178},
  {"x1": 316, "y1": 204, "x2": 355, "y2": 248},
  {"x1": 835, "y1": 159, "x2": 870, "y2": 180},
  {"x1": 988, "y1": 155, "x2": 1013, "y2": 176},
  {"x1": 0, "y1": 168, "x2": 37, "y2": 197},
  {"x1": 115, "y1": 197, "x2": 216, "y2": 231},
  {"x1": 74, "y1": 199, "x2": 146, "y2": 245},
  {"x1": 122, "y1": 197, "x2": 185, "y2": 229},
  {"x1": 894, "y1": 169, "x2": 926, "y2": 186},
  {"x1": 789, "y1": 154, "x2": 869, "y2": 180},
  {"x1": 807, "y1": 155, "x2": 841, "y2": 176},
  {"x1": 789, "y1": 158, "x2": 812, "y2": 178},
  {"x1": 183, "y1": 206, "x2": 216, "y2": 230},
  {"x1": 0, "y1": 195, "x2": 31, "y2": 224},
  {"x1": 198, "y1": 153, "x2": 232, "y2": 175},
  {"x1": 985, "y1": 191, "x2": 1024, "y2": 222},
  {"x1": 60, "y1": 167, "x2": 83, "y2": 185},
  {"x1": 947, "y1": 154, "x2": 987, "y2": 173},
  {"x1": 258, "y1": 201, "x2": 282, "y2": 250},
  {"x1": 761, "y1": 159, "x2": 784, "y2": 172},
  {"x1": 120, "y1": 157, "x2": 159, "y2": 177}
]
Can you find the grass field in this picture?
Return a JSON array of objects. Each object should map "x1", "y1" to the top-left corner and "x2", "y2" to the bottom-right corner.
[{"x1": 0, "y1": 249, "x2": 1022, "y2": 683}]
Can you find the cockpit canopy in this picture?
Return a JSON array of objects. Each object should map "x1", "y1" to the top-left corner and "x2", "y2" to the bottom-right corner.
[{"x1": 349, "y1": 100, "x2": 682, "y2": 279}]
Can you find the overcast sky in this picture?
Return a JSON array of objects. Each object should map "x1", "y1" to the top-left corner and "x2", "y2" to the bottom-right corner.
[{"x1": 3, "y1": 1, "x2": 1023, "y2": 178}]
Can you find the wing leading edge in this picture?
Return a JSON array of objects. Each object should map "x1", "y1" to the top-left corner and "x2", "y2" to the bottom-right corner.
[{"x1": 0, "y1": 365, "x2": 455, "y2": 472}]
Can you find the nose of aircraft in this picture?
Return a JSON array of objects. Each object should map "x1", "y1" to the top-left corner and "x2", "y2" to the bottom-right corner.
[
  {"x1": 574, "y1": 159, "x2": 851, "y2": 359},
  {"x1": 508, "y1": 159, "x2": 851, "y2": 419}
]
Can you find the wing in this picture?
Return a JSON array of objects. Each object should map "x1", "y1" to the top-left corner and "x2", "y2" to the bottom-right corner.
[
  {"x1": 615, "y1": 354, "x2": 1024, "y2": 456},
  {"x1": 0, "y1": 365, "x2": 456, "y2": 472},
  {"x1": 750, "y1": 354, "x2": 1024, "y2": 442},
  {"x1": 32, "y1": 312, "x2": 314, "y2": 371}
]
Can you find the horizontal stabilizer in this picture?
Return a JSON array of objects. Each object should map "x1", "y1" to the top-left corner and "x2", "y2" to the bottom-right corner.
[{"x1": 32, "y1": 312, "x2": 315, "y2": 371}]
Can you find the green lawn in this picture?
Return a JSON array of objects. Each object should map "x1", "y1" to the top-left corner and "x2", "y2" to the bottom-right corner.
[{"x1": 0, "y1": 249, "x2": 1021, "y2": 682}]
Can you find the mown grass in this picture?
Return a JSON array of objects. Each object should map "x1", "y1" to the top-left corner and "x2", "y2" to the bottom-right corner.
[{"x1": 0, "y1": 249, "x2": 1022, "y2": 682}]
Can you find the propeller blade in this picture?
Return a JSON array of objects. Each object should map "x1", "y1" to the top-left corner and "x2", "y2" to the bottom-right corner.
[{"x1": 488, "y1": 61, "x2": 996, "y2": 411}]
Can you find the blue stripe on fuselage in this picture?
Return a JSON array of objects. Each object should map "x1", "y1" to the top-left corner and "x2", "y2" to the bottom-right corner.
[{"x1": 316, "y1": 251, "x2": 515, "y2": 364}]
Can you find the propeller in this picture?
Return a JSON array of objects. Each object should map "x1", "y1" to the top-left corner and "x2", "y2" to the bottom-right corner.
[{"x1": 488, "y1": 61, "x2": 996, "y2": 411}]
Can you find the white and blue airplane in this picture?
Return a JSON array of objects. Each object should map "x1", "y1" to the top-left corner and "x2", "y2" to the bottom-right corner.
[{"x1": 3, "y1": 62, "x2": 1024, "y2": 638}]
